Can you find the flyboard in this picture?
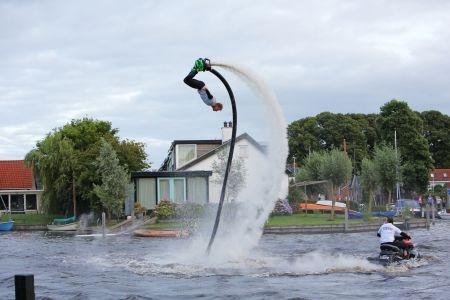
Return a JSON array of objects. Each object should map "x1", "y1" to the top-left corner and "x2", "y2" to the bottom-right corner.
[{"x1": 190, "y1": 58, "x2": 237, "y2": 254}]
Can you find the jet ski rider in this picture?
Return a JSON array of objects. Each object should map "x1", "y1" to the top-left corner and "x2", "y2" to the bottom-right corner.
[{"x1": 377, "y1": 217, "x2": 411, "y2": 257}]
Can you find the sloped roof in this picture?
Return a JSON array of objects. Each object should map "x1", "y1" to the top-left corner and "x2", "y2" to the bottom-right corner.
[
  {"x1": 0, "y1": 160, "x2": 33, "y2": 189},
  {"x1": 430, "y1": 169, "x2": 450, "y2": 182},
  {"x1": 177, "y1": 133, "x2": 265, "y2": 171}
]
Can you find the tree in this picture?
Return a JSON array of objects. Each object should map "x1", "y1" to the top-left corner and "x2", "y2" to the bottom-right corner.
[
  {"x1": 360, "y1": 158, "x2": 377, "y2": 214},
  {"x1": 373, "y1": 144, "x2": 400, "y2": 205},
  {"x1": 25, "y1": 118, "x2": 148, "y2": 214},
  {"x1": 297, "y1": 151, "x2": 324, "y2": 183},
  {"x1": 377, "y1": 100, "x2": 433, "y2": 194},
  {"x1": 211, "y1": 148, "x2": 247, "y2": 202},
  {"x1": 288, "y1": 116, "x2": 322, "y2": 162},
  {"x1": 288, "y1": 112, "x2": 377, "y2": 171},
  {"x1": 319, "y1": 149, "x2": 353, "y2": 219},
  {"x1": 421, "y1": 110, "x2": 450, "y2": 168},
  {"x1": 93, "y1": 139, "x2": 133, "y2": 219}
]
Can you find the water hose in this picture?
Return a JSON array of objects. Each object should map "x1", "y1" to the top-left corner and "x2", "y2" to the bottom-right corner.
[{"x1": 205, "y1": 66, "x2": 237, "y2": 254}]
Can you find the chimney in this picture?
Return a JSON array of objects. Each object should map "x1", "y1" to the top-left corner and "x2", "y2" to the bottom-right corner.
[{"x1": 221, "y1": 121, "x2": 232, "y2": 143}]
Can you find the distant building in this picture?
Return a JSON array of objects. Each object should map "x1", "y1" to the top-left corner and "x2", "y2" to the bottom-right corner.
[{"x1": 0, "y1": 160, "x2": 42, "y2": 213}]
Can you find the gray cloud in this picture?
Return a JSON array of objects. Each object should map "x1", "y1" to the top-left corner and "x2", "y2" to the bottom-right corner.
[{"x1": 1, "y1": 0, "x2": 450, "y2": 166}]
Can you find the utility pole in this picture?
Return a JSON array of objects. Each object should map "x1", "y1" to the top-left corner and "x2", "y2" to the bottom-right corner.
[{"x1": 293, "y1": 156, "x2": 296, "y2": 182}]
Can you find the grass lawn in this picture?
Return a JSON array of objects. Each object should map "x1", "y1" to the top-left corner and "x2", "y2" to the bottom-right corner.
[
  {"x1": 140, "y1": 214, "x2": 369, "y2": 230},
  {"x1": 0, "y1": 213, "x2": 63, "y2": 225},
  {"x1": 266, "y1": 213, "x2": 366, "y2": 226}
]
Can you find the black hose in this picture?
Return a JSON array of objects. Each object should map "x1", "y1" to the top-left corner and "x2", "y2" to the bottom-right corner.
[{"x1": 206, "y1": 68, "x2": 237, "y2": 254}]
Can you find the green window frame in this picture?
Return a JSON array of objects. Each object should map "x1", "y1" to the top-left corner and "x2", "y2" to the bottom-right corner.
[{"x1": 157, "y1": 177, "x2": 186, "y2": 203}]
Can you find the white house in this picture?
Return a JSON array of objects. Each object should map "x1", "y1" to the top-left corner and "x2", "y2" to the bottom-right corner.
[{"x1": 131, "y1": 122, "x2": 289, "y2": 210}]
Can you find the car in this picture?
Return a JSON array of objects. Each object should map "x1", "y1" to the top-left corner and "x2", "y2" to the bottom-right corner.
[{"x1": 395, "y1": 199, "x2": 421, "y2": 217}]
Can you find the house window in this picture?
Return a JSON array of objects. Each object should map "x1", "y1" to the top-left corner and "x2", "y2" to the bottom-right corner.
[
  {"x1": 239, "y1": 145, "x2": 249, "y2": 158},
  {"x1": 26, "y1": 194, "x2": 37, "y2": 210},
  {"x1": 10, "y1": 194, "x2": 24, "y2": 212},
  {"x1": 0, "y1": 194, "x2": 8, "y2": 210},
  {"x1": 176, "y1": 144, "x2": 196, "y2": 168},
  {"x1": 138, "y1": 178, "x2": 157, "y2": 210},
  {"x1": 157, "y1": 178, "x2": 186, "y2": 203},
  {"x1": 187, "y1": 177, "x2": 208, "y2": 204}
]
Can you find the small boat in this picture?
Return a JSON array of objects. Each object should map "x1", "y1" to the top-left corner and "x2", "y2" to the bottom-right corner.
[
  {"x1": 133, "y1": 229, "x2": 189, "y2": 238},
  {"x1": 47, "y1": 222, "x2": 79, "y2": 231},
  {"x1": 47, "y1": 216, "x2": 78, "y2": 231},
  {"x1": 0, "y1": 195, "x2": 14, "y2": 231},
  {"x1": 0, "y1": 220, "x2": 14, "y2": 231},
  {"x1": 438, "y1": 210, "x2": 450, "y2": 220}
]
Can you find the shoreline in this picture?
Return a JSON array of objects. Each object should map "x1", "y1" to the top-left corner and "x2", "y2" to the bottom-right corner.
[
  {"x1": 263, "y1": 219, "x2": 428, "y2": 234},
  {"x1": 8, "y1": 218, "x2": 430, "y2": 234}
]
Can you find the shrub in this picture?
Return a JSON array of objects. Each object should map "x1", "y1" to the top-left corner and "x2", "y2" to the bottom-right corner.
[
  {"x1": 154, "y1": 200, "x2": 176, "y2": 220},
  {"x1": 272, "y1": 198, "x2": 293, "y2": 215},
  {"x1": 175, "y1": 203, "x2": 205, "y2": 219},
  {"x1": 134, "y1": 202, "x2": 147, "y2": 214}
]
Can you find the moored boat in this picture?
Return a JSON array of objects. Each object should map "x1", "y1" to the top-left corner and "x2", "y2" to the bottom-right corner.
[
  {"x1": 133, "y1": 229, "x2": 188, "y2": 238},
  {"x1": 47, "y1": 221, "x2": 79, "y2": 231},
  {"x1": 438, "y1": 210, "x2": 450, "y2": 220},
  {"x1": 0, "y1": 220, "x2": 14, "y2": 231},
  {"x1": 47, "y1": 216, "x2": 78, "y2": 231}
]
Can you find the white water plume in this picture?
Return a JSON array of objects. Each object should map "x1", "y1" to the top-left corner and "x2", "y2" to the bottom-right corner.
[{"x1": 183, "y1": 62, "x2": 289, "y2": 263}]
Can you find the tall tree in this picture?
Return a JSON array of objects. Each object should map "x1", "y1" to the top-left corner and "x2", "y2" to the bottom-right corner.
[
  {"x1": 421, "y1": 110, "x2": 450, "y2": 168},
  {"x1": 319, "y1": 149, "x2": 353, "y2": 219},
  {"x1": 377, "y1": 100, "x2": 433, "y2": 194},
  {"x1": 93, "y1": 139, "x2": 133, "y2": 219},
  {"x1": 25, "y1": 118, "x2": 149, "y2": 214},
  {"x1": 360, "y1": 158, "x2": 378, "y2": 214},
  {"x1": 373, "y1": 144, "x2": 400, "y2": 204}
]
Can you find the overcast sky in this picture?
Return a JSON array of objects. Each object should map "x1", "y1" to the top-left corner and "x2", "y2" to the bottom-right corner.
[{"x1": 1, "y1": 0, "x2": 450, "y2": 168}]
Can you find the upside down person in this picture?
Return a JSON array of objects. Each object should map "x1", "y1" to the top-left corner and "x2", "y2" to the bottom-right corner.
[{"x1": 183, "y1": 59, "x2": 223, "y2": 112}]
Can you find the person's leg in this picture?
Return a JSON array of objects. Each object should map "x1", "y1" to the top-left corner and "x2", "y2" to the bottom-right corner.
[{"x1": 183, "y1": 70, "x2": 205, "y2": 90}]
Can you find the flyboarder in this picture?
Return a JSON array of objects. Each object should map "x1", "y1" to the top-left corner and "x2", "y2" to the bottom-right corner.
[{"x1": 184, "y1": 58, "x2": 223, "y2": 112}]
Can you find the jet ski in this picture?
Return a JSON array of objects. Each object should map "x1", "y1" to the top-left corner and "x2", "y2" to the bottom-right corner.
[{"x1": 378, "y1": 236, "x2": 420, "y2": 265}]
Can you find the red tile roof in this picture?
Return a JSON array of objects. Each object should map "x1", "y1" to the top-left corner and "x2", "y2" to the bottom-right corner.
[
  {"x1": 430, "y1": 169, "x2": 450, "y2": 182},
  {"x1": 0, "y1": 160, "x2": 33, "y2": 189}
]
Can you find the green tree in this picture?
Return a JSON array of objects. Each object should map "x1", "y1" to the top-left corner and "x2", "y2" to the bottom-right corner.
[
  {"x1": 377, "y1": 100, "x2": 433, "y2": 194},
  {"x1": 93, "y1": 139, "x2": 133, "y2": 219},
  {"x1": 421, "y1": 110, "x2": 450, "y2": 168},
  {"x1": 288, "y1": 113, "x2": 375, "y2": 171},
  {"x1": 319, "y1": 149, "x2": 353, "y2": 219},
  {"x1": 211, "y1": 148, "x2": 247, "y2": 202},
  {"x1": 373, "y1": 144, "x2": 400, "y2": 205},
  {"x1": 360, "y1": 158, "x2": 377, "y2": 214},
  {"x1": 25, "y1": 118, "x2": 149, "y2": 214},
  {"x1": 288, "y1": 116, "x2": 322, "y2": 162}
]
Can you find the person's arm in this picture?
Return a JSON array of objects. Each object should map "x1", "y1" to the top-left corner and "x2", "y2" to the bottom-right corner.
[
  {"x1": 377, "y1": 226, "x2": 382, "y2": 237},
  {"x1": 392, "y1": 224, "x2": 403, "y2": 237}
]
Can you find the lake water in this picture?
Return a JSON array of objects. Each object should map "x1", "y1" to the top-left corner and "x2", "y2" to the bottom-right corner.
[{"x1": 1, "y1": 221, "x2": 449, "y2": 299}]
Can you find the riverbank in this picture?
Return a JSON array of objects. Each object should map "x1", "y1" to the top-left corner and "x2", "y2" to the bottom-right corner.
[{"x1": 264, "y1": 218, "x2": 427, "y2": 234}]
